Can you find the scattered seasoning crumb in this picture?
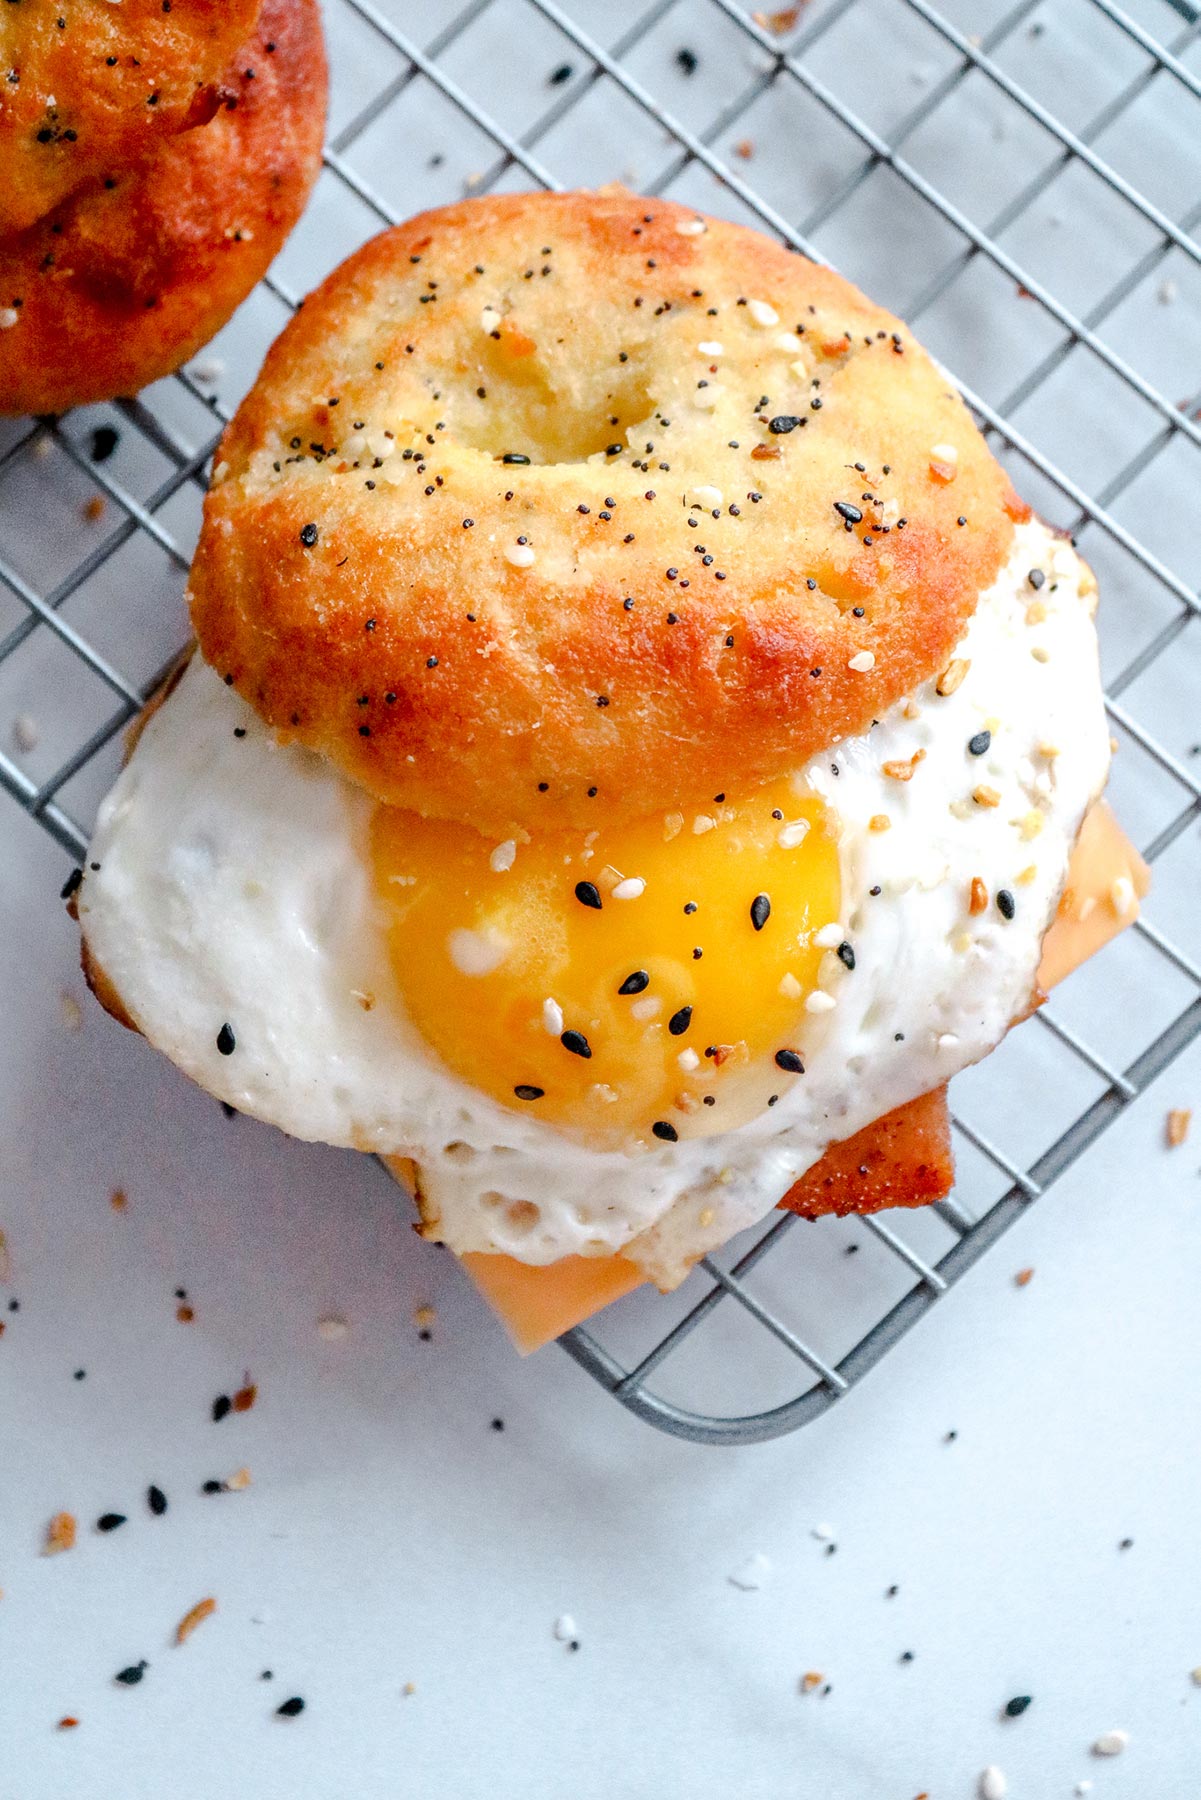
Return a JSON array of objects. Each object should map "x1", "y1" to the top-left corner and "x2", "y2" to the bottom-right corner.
[
  {"x1": 57, "y1": 1716, "x2": 79, "y2": 1730},
  {"x1": 276, "y1": 1696, "x2": 305, "y2": 1718},
  {"x1": 978, "y1": 1768, "x2": 1007, "y2": 1800},
  {"x1": 60, "y1": 992, "x2": 84, "y2": 1033},
  {"x1": 1091, "y1": 1729, "x2": 1128, "y2": 1757},
  {"x1": 402, "y1": 1681, "x2": 417, "y2": 1697},
  {"x1": 1014, "y1": 1267, "x2": 1035, "y2": 1288},
  {"x1": 176, "y1": 1303, "x2": 194, "y2": 1324},
  {"x1": 147, "y1": 1485, "x2": 167, "y2": 1516},
  {"x1": 109, "y1": 1187, "x2": 127, "y2": 1212},
  {"x1": 1004, "y1": 1695, "x2": 1032, "y2": 1717},
  {"x1": 43, "y1": 1511, "x2": 76, "y2": 1555},
  {"x1": 0, "y1": 1228, "x2": 10, "y2": 1284},
  {"x1": 1166, "y1": 1108, "x2": 1191, "y2": 1148},
  {"x1": 800, "y1": 1671, "x2": 824, "y2": 1693},
  {"x1": 753, "y1": 6, "x2": 803, "y2": 30},
  {"x1": 728, "y1": 1552, "x2": 772, "y2": 1590},
  {"x1": 316, "y1": 1314, "x2": 348, "y2": 1340},
  {"x1": 82, "y1": 495, "x2": 105, "y2": 524},
  {"x1": 11, "y1": 712, "x2": 38, "y2": 753},
  {"x1": 224, "y1": 1467, "x2": 253, "y2": 1492},
  {"x1": 96, "y1": 1512, "x2": 126, "y2": 1533},
  {"x1": 175, "y1": 1597, "x2": 217, "y2": 1646},
  {"x1": 233, "y1": 1381, "x2": 258, "y2": 1414},
  {"x1": 114, "y1": 1662, "x2": 147, "y2": 1687},
  {"x1": 414, "y1": 1304, "x2": 436, "y2": 1331}
]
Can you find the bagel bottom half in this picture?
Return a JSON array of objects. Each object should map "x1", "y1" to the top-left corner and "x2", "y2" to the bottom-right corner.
[{"x1": 0, "y1": 0, "x2": 326, "y2": 418}]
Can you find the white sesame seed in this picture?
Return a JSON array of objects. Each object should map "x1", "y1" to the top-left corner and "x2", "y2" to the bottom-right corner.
[
  {"x1": 692, "y1": 815, "x2": 716, "y2": 834},
  {"x1": 697, "y1": 340, "x2": 724, "y2": 356},
  {"x1": 937, "y1": 1033, "x2": 960, "y2": 1050},
  {"x1": 1109, "y1": 875, "x2": 1136, "y2": 919},
  {"x1": 810, "y1": 1522, "x2": 835, "y2": 1541},
  {"x1": 693, "y1": 388, "x2": 720, "y2": 410},
  {"x1": 612, "y1": 876, "x2": 646, "y2": 900},
  {"x1": 1074, "y1": 1785, "x2": 1093, "y2": 1796},
  {"x1": 480, "y1": 305, "x2": 503, "y2": 334},
  {"x1": 489, "y1": 839, "x2": 517, "y2": 873},
  {"x1": 772, "y1": 330, "x2": 798, "y2": 353},
  {"x1": 777, "y1": 818, "x2": 810, "y2": 849},
  {"x1": 505, "y1": 542, "x2": 536, "y2": 568},
  {"x1": 747, "y1": 299, "x2": 779, "y2": 328},
  {"x1": 316, "y1": 1314, "x2": 349, "y2": 1340},
  {"x1": 1191, "y1": 1667, "x2": 1201, "y2": 1686},
  {"x1": 677, "y1": 1047, "x2": 700, "y2": 1071},
  {"x1": 805, "y1": 991, "x2": 836, "y2": 1014},
  {"x1": 11, "y1": 713, "x2": 39, "y2": 753},
  {"x1": 542, "y1": 997, "x2": 564, "y2": 1037},
  {"x1": 447, "y1": 928, "x2": 508, "y2": 977},
  {"x1": 728, "y1": 1552, "x2": 771, "y2": 1590},
  {"x1": 978, "y1": 1768, "x2": 1007, "y2": 1800},
  {"x1": 0, "y1": 308, "x2": 19, "y2": 331},
  {"x1": 553, "y1": 1614, "x2": 577, "y2": 1641},
  {"x1": 847, "y1": 650, "x2": 875, "y2": 672},
  {"x1": 930, "y1": 441, "x2": 958, "y2": 463},
  {"x1": 631, "y1": 996, "x2": 661, "y2": 1023},
  {"x1": 1092, "y1": 1730, "x2": 1128, "y2": 1757},
  {"x1": 813, "y1": 923, "x2": 843, "y2": 949},
  {"x1": 675, "y1": 217, "x2": 707, "y2": 236},
  {"x1": 778, "y1": 972, "x2": 802, "y2": 1000},
  {"x1": 691, "y1": 484, "x2": 723, "y2": 509},
  {"x1": 1031, "y1": 644, "x2": 1050, "y2": 663}
]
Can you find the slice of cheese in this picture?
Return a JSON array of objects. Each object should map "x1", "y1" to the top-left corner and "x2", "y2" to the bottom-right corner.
[{"x1": 388, "y1": 801, "x2": 1148, "y2": 1353}]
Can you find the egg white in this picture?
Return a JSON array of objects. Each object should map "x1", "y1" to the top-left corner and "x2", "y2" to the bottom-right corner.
[{"x1": 80, "y1": 519, "x2": 1109, "y2": 1286}]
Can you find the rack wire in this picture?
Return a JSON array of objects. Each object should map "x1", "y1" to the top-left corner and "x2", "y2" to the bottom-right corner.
[{"x1": 2, "y1": 0, "x2": 1199, "y2": 1445}]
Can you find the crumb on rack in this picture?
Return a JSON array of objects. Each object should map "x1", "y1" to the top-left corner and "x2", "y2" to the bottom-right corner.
[
  {"x1": 43, "y1": 1511, "x2": 76, "y2": 1555},
  {"x1": 1166, "y1": 1108, "x2": 1191, "y2": 1148},
  {"x1": 1014, "y1": 1267, "x2": 1035, "y2": 1288},
  {"x1": 175, "y1": 1597, "x2": 217, "y2": 1646}
]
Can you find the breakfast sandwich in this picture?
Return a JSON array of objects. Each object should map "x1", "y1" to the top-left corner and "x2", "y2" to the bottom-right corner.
[{"x1": 73, "y1": 190, "x2": 1147, "y2": 1349}]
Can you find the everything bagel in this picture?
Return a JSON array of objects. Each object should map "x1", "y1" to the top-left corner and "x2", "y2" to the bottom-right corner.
[
  {"x1": 0, "y1": 0, "x2": 326, "y2": 417},
  {"x1": 190, "y1": 189, "x2": 1026, "y2": 834},
  {"x1": 0, "y1": 0, "x2": 262, "y2": 234}
]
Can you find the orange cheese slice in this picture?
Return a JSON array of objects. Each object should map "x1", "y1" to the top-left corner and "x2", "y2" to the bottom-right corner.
[{"x1": 388, "y1": 800, "x2": 1148, "y2": 1353}]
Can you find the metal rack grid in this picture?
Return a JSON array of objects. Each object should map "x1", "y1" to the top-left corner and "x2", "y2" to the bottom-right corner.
[{"x1": 2, "y1": 0, "x2": 1199, "y2": 1445}]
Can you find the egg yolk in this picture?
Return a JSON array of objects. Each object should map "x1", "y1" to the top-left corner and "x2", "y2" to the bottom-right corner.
[{"x1": 372, "y1": 779, "x2": 841, "y2": 1149}]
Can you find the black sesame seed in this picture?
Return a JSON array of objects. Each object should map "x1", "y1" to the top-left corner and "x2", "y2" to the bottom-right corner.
[
  {"x1": 651, "y1": 1121, "x2": 678, "y2": 1142},
  {"x1": 574, "y1": 881, "x2": 602, "y2": 910},
  {"x1": 775, "y1": 1049, "x2": 804, "y2": 1074},
  {"x1": 276, "y1": 1697, "x2": 305, "y2": 1717},
  {"x1": 216, "y1": 1023, "x2": 236, "y2": 1056},
  {"x1": 668, "y1": 1005, "x2": 692, "y2": 1037},
  {"x1": 89, "y1": 424, "x2": 119, "y2": 463},
  {"x1": 968, "y1": 730, "x2": 991, "y2": 757},
  {"x1": 768, "y1": 415, "x2": 799, "y2": 434},
  {"x1": 147, "y1": 1485, "x2": 167, "y2": 1516},
  {"x1": 618, "y1": 970, "x2": 650, "y2": 995},
  {"x1": 560, "y1": 1029, "x2": 592, "y2": 1059},
  {"x1": 683, "y1": 901, "x2": 698, "y2": 915},
  {"x1": 212, "y1": 1394, "x2": 231, "y2": 1423},
  {"x1": 502, "y1": 453, "x2": 530, "y2": 464},
  {"x1": 996, "y1": 889, "x2": 1016, "y2": 920},
  {"x1": 1027, "y1": 569, "x2": 1045, "y2": 590},
  {"x1": 750, "y1": 893, "x2": 771, "y2": 931},
  {"x1": 834, "y1": 501, "x2": 863, "y2": 525},
  {"x1": 1005, "y1": 1696, "x2": 1032, "y2": 1718},
  {"x1": 299, "y1": 522, "x2": 318, "y2": 547},
  {"x1": 837, "y1": 941, "x2": 856, "y2": 971},
  {"x1": 514, "y1": 1085, "x2": 544, "y2": 1101},
  {"x1": 201, "y1": 1479, "x2": 222, "y2": 1494},
  {"x1": 115, "y1": 1663, "x2": 148, "y2": 1687},
  {"x1": 97, "y1": 1512, "x2": 126, "y2": 1532},
  {"x1": 60, "y1": 866, "x2": 83, "y2": 900}
]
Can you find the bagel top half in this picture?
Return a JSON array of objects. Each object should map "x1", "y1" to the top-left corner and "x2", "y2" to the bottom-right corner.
[
  {"x1": 0, "y1": 0, "x2": 262, "y2": 234},
  {"x1": 190, "y1": 188, "x2": 1028, "y2": 836}
]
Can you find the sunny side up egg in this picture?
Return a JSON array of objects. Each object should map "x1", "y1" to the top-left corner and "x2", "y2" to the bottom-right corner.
[{"x1": 79, "y1": 518, "x2": 1110, "y2": 1288}]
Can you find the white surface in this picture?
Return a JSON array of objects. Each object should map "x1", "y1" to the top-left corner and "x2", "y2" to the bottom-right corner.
[{"x1": 4, "y1": 788, "x2": 1201, "y2": 1797}]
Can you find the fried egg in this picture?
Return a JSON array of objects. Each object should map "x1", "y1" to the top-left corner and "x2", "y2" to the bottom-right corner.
[{"x1": 79, "y1": 518, "x2": 1109, "y2": 1286}]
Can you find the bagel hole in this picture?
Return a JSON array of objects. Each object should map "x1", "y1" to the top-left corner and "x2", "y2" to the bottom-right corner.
[{"x1": 455, "y1": 360, "x2": 654, "y2": 467}]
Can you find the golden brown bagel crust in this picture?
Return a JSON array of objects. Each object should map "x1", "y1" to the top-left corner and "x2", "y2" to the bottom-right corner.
[
  {"x1": 0, "y1": 0, "x2": 262, "y2": 234},
  {"x1": 190, "y1": 189, "x2": 1028, "y2": 834},
  {"x1": 0, "y1": 0, "x2": 326, "y2": 417}
]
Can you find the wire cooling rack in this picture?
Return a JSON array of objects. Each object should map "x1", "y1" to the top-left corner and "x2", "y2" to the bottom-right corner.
[{"x1": 2, "y1": 0, "x2": 1199, "y2": 1445}]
